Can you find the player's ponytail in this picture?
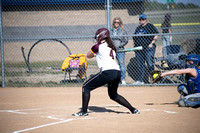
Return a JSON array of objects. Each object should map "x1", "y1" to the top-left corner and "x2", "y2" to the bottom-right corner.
[{"x1": 106, "y1": 37, "x2": 117, "y2": 52}]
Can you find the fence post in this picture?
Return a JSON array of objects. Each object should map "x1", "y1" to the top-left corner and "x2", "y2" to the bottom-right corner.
[
  {"x1": 0, "y1": 1, "x2": 5, "y2": 88},
  {"x1": 106, "y1": 0, "x2": 111, "y2": 30}
]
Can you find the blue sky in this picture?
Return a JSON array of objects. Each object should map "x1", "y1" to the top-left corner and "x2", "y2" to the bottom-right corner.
[{"x1": 155, "y1": 0, "x2": 200, "y2": 7}]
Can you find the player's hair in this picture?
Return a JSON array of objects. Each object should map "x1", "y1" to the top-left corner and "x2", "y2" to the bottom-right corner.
[
  {"x1": 105, "y1": 37, "x2": 117, "y2": 52},
  {"x1": 165, "y1": 13, "x2": 171, "y2": 21},
  {"x1": 161, "y1": 14, "x2": 171, "y2": 28},
  {"x1": 112, "y1": 17, "x2": 124, "y2": 30}
]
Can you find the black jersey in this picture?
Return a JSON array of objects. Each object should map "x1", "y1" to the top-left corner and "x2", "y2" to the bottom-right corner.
[{"x1": 133, "y1": 23, "x2": 158, "y2": 49}]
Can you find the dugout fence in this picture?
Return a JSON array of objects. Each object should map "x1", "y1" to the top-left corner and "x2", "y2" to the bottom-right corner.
[{"x1": 1, "y1": 0, "x2": 200, "y2": 87}]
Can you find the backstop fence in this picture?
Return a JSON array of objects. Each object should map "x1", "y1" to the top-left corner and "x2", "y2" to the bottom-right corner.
[{"x1": 1, "y1": 0, "x2": 200, "y2": 87}]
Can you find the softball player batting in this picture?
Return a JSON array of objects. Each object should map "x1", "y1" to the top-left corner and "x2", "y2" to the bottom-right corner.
[{"x1": 72, "y1": 28, "x2": 139, "y2": 116}]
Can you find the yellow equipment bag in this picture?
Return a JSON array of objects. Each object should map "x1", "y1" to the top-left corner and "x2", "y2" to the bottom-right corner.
[{"x1": 61, "y1": 54, "x2": 87, "y2": 79}]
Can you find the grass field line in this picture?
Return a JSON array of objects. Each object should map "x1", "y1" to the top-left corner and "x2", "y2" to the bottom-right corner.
[{"x1": 154, "y1": 22, "x2": 200, "y2": 26}]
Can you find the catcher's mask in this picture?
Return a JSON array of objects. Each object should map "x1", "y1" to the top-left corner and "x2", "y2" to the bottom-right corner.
[
  {"x1": 95, "y1": 28, "x2": 110, "y2": 43},
  {"x1": 177, "y1": 84, "x2": 188, "y2": 96},
  {"x1": 185, "y1": 54, "x2": 200, "y2": 68}
]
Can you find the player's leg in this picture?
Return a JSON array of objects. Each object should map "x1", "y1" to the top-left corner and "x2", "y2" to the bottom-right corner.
[
  {"x1": 107, "y1": 71, "x2": 139, "y2": 114},
  {"x1": 177, "y1": 84, "x2": 189, "y2": 96},
  {"x1": 178, "y1": 93, "x2": 200, "y2": 107},
  {"x1": 72, "y1": 71, "x2": 107, "y2": 116}
]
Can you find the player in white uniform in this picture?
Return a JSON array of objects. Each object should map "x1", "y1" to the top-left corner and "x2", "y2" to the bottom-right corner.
[{"x1": 72, "y1": 28, "x2": 139, "y2": 116}]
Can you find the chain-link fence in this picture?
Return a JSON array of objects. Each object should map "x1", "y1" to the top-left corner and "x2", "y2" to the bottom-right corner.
[{"x1": 1, "y1": 0, "x2": 200, "y2": 87}]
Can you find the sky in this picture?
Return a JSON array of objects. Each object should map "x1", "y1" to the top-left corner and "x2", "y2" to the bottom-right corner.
[{"x1": 155, "y1": 0, "x2": 200, "y2": 7}]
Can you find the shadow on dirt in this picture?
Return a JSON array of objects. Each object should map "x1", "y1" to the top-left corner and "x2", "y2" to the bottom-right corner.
[
  {"x1": 145, "y1": 101, "x2": 178, "y2": 105},
  {"x1": 88, "y1": 106, "x2": 130, "y2": 114}
]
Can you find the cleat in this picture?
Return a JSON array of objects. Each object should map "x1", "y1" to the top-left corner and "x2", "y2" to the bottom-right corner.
[
  {"x1": 132, "y1": 109, "x2": 140, "y2": 114},
  {"x1": 72, "y1": 112, "x2": 88, "y2": 116}
]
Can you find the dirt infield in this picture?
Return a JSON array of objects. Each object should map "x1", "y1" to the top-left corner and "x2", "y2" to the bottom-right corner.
[{"x1": 0, "y1": 86, "x2": 200, "y2": 133}]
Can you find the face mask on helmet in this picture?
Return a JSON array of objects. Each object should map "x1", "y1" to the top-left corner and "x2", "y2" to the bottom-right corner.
[{"x1": 185, "y1": 54, "x2": 200, "y2": 68}]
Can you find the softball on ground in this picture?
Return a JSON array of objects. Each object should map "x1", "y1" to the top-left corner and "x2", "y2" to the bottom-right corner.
[{"x1": 153, "y1": 73, "x2": 159, "y2": 79}]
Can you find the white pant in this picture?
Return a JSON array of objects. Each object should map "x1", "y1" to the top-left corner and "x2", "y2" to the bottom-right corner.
[{"x1": 179, "y1": 93, "x2": 200, "y2": 107}]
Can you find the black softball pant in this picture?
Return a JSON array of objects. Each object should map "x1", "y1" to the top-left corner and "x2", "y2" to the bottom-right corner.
[
  {"x1": 83, "y1": 69, "x2": 121, "y2": 100},
  {"x1": 81, "y1": 69, "x2": 136, "y2": 113}
]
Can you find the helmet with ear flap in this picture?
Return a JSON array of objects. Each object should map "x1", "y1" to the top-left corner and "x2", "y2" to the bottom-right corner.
[
  {"x1": 95, "y1": 28, "x2": 110, "y2": 43},
  {"x1": 185, "y1": 54, "x2": 200, "y2": 68}
]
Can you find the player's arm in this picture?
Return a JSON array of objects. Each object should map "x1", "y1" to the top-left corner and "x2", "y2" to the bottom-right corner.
[
  {"x1": 161, "y1": 68, "x2": 197, "y2": 78},
  {"x1": 149, "y1": 25, "x2": 159, "y2": 47},
  {"x1": 87, "y1": 50, "x2": 96, "y2": 58},
  {"x1": 87, "y1": 44, "x2": 98, "y2": 58}
]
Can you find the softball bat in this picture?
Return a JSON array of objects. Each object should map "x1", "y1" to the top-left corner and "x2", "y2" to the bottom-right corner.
[{"x1": 118, "y1": 46, "x2": 143, "y2": 52}]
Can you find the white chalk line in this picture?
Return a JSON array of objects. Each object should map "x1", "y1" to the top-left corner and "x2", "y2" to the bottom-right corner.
[
  {"x1": 40, "y1": 115, "x2": 67, "y2": 121},
  {"x1": 141, "y1": 109, "x2": 177, "y2": 114},
  {"x1": 0, "y1": 106, "x2": 177, "y2": 133},
  {"x1": 0, "y1": 108, "x2": 47, "y2": 114},
  {"x1": 13, "y1": 117, "x2": 93, "y2": 133}
]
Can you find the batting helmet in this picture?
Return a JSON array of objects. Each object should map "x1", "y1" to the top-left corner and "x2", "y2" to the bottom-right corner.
[
  {"x1": 95, "y1": 28, "x2": 110, "y2": 43},
  {"x1": 185, "y1": 54, "x2": 200, "y2": 68}
]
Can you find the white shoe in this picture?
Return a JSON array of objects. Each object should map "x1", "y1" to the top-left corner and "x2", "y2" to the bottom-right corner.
[
  {"x1": 133, "y1": 81, "x2": 144, "y2": 85},
  {"x1": 121, "y1": 80, "x2": 126, "y2": 84},
  {"x1": 72, "y1": 112, "x2": 88, "y2": 116}
]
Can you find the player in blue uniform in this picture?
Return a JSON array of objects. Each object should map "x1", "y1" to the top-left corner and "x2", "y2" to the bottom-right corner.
[
  {"x1": 161, "y1": 54, "x2": 200, "y2": 107},
  {"x1": 72, "y1": 28, "x2": 139, "y2": 116}
]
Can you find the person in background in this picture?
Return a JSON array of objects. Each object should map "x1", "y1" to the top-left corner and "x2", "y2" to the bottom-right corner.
[
  {"x1": 132, "y1": 14, "x2": 159, "y2": 84},
  {"x1": 72, "y1": 28, "x2": 139, "y2": 116},
  {"x1": 160, "y1": 13, "x2": 172, "y2": 47},
  {"x1": 160, "y1": 13, "x2": 172, "y2": 58},
  {"x1": 111, "y1": 17, "x2": 129, "y2": 85}
]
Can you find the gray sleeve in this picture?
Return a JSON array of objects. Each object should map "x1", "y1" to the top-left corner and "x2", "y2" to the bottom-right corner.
[{"x1": 121, "y1": 30, "x2": 128, "y2": 47}]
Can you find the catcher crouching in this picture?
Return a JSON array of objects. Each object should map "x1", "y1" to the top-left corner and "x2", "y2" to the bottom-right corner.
[{"x1": 151, "y1": 54, "x2": 200, "y2": 108}]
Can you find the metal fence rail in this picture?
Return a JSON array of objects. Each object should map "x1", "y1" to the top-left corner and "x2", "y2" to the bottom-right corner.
[{"x1": 1, "y1": 0, "x2": 200, "y2": 87}]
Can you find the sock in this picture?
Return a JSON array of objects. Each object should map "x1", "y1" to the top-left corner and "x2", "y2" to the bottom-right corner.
[
  {"x1": 81, "y1": 92, "x2": 90, "y2": 113},
  {"x1": 114, "y1": 95, "x2": 136, "y2": 113}
]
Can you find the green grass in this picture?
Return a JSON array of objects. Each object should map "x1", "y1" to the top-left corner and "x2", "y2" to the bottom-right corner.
[
  {"x1": 2, "y1": 60, "x2": 95, "y2": 87},
  {"x1": 6, "y1": 80, "x2": 84, "y2": 87},
  {"x1": 149, "y1": 16, "x2": 200, "y2": 25}
]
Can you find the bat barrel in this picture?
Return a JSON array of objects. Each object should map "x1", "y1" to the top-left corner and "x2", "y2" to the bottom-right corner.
[{"x1": 118, "y1": 46, "x2": 143, "y2": 53}]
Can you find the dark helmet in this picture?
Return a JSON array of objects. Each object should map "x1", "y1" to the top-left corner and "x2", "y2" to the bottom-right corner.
[
  {"x1": 95, "y1": 28, "x2": 110, "y2": 43},
  {"x1": 185, "y1": 54, "x2": 200, "y2": 68}
]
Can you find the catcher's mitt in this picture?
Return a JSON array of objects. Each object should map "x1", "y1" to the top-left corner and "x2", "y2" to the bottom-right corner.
[{"x1": 150, "y1": 70, "x2": 162, "y2": 84}]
